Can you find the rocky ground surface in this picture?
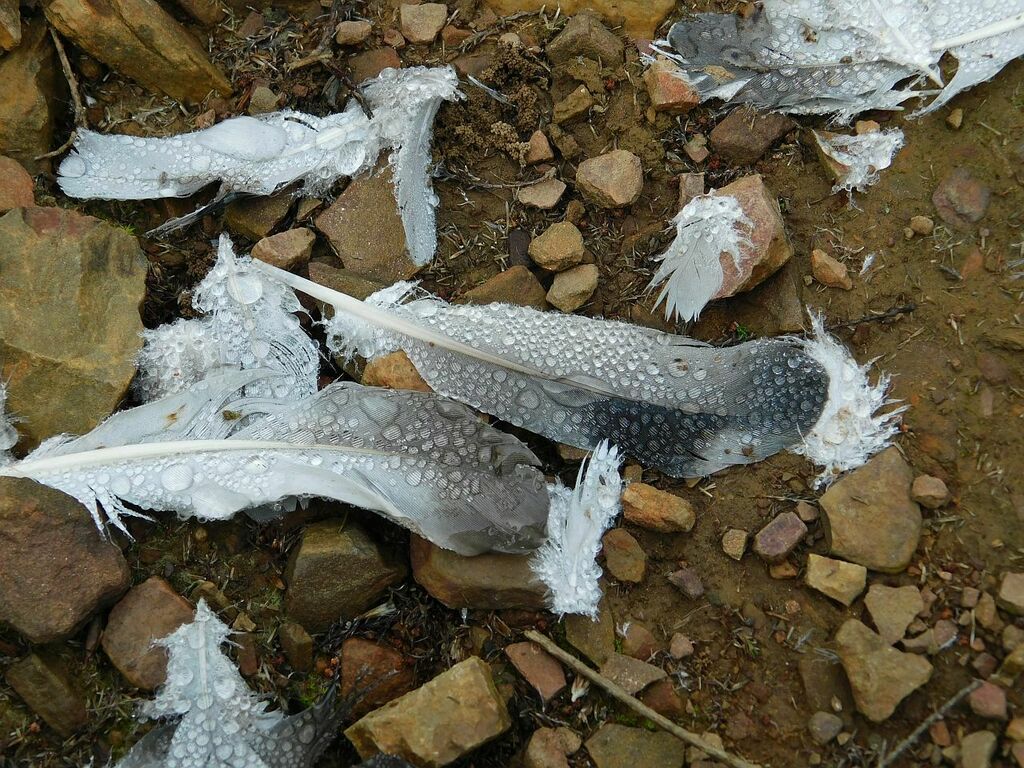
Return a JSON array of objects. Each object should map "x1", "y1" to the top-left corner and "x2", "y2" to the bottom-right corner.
[{"x1": 0, "y1": 0, "x2": 1022, "y2": 766}]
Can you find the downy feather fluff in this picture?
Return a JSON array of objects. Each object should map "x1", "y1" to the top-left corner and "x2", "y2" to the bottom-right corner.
[
  {"x1": 813, "y1": 129, "x2": 905, "y2": 194},
  {"x1": 0, "y1": 369, "x2": 549, "y2": 554},
  {"x1": 657, "y1": 0, "x2": 1024, "y2": 118},
  {"x1": 256, "y1": 262, "x2": 899, "y2": 483},
  {"x1": 136, "y1": 234, "x2": 319, "y2": 402},
  {"x1": 114, "y1": 600, "x2": 339, "y2": 768},
  {"x1": 647, "y1": 194, "x2": 752, "y2": 322},
  {"x1": 0, "y1": 378, "x2": 16, "y2": 467}
]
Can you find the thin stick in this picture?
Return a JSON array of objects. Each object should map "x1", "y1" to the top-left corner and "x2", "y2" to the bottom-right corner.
[
  {"x1": 826, "y1": 302, "x2": 917, "y2": 331},
  {"x1": 35, "y1": 27, "x2": 87, "y2": 161},
  {"x1": 876, "y1": 679, "x2": 981, "y2": 768},
  {"x1": 524, "y1": 630, "x2": 762, "y2": 768}
]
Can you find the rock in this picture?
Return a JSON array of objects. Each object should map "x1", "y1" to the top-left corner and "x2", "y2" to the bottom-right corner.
[
  {"x1": 932, "y1": 167, "x2": 990, "y2": 229},
  {"x1": 959, "y1": 731, "x2": 997, "y2": 768},
  {"x1": 0, "y1": 0, "x2": 19, "y2": 50},
  {"x1": 0, "y1": 207, "x2": 147, "y2": 449},
  {"x1": 44, "y1": 0, "x2": 230, "y2": 103},
  {"x1": 599, "y1": 652, "x2": 665, "y2": 695},
  {"x1": 752, "y1": 511, "x2": 807, "y2": 563},
  {"x1": 769, "y1": 561, "x2": 798, "y2": 579},
  {"x1": 342, "y1": 637, "x2": 417, "y2": 717},
  {"x1": 361, "y1": 351, "x2": 431, "y2": 392},
  {"x1": 602, "y1": 528, "x2": 646, "y2": 583},
  {"x1": 998, "y1": 572, "x2": 1024, "y2": 616},
  {"x1": 348, "y1": 47, "x2": 402, "y2": 83},
  {"x1": 902, "y1": 619, "x2": 958, "y2": 655},
  {"x1": 525, "y1": 131, "x2": 554, "y2": 165},
  {"x1": 819, "y1": 447, "x2": 922, "y2": 573},
  {"x1": 709, "y1": 174, "x2": 793, "y2": 300},
  {"x1": 640, "y1": 678, "x2": 684, "y2": 719},
  {"x1": 621, "y1": 483, "x2": 696, "y2": 533},
  {"x1": 225, "y1": 188, "x2": 295, "y2": 240},
  {"x1": 0, "y1": 478, "x2": 129, "y2": 643},
  {"x1": 6, "y1": 653, "x2": 87, "y2": 737},
  {"x1": 909, "y1": 215, "x2": 935, "y2": 235},
  {"x1": 553, "y1": 85, "x2": 594, "y2": 124},
  {"x1": 400, "y1": 3, "x2": 447, "y2": 44},
  {"x1": 946, "y1": 108, "x2": 964, "y2": 129},
  {"x1": 805, "y1": 554, "x2": 866, "y2": 606},
  {"x1": 545, "y1": 12, "x2": 623, "y2": 64},
  {"x1": 0, "y1": 20, "x2": 62, "y2": 172},
  {"x1": 976, "y1": 592, "x2": 1003, "y2": 631},
  {"x1": 528, "y1": 221, "x2": 585, "y2": 271},
  {"x1": 620, "y1": 622, "x2": 658, "y2": 660},
  {"x1": 967, "y1": 681, "x2": 1007, "y2": 720},
  {"x1": 345, "y1": 656, "x2": 510, "y2": 766},
  {"x1": 807, "y1": 711, "x2": 843, "y2": 745},
  {"x1": 410, "y1": 535, "x2": 546, "y2": 610},
  {"x1": 336, "y1": 19, "x2": 372, "y2": 45},
  {"x1": 251, "y1": 227, "x2": 315, "y2": 271},
  {"x1": 547, "y1": 264, "x2": 599, "y2": 312},
  {"x1": 248, "y1": 85, "x2": 280, "y2": 114},
  {"x1": 461, "y1": 265, "x2": 548, "y2": 309},
  {"x1": 102, "y1": 577, "x2": 195, "y2": 690},
  {"x1": 684, "y1": 135, "x2": 710, "y2": 164},
  {"x1": 865, "y1": 584, "x2": 924, "y2": 644},
  {"x1": 835, "y1": 619, "x2": 933, "y2": 722},
  {"x1": 441, "y1": 24, "x2": 471, "y2": 46},
  {"x1": 383, "y1": 28, "x2": 406, "y2": 48},
  {"x1": 524, "y1": 727, "x2": 574, "y2": 768},
  {"x1": 517, "y1": 178, "x2": 567, "y2": 209},
  {"x1": 911, "y1": 475, "x2": 950, "y2": 509},
  {"x1": 677, "y1": 172, "x2": 705, "y2": 209},
  {"x1": 316, "y1": 169, "x2": 418, "y2": 283},
  {"x1": 585, "y1": 723, "x2": 686, "y2": 768},
  {"x1": 995, "y1": 644, "x2": 1024, "y2": 687},
  {"x1": 575, "y1": 150, "x2": 643, "y2": 208},
  {"x1": 668, "y1": 566, "x2": 703, "y2": 599},
  {"x1": 285, "y1": 520, "x2": 407, "y2": 632},
  {"x1": 669, "y1": 633, "x2": 694, "y2": 659},
  {"x1": 0, "y1": 156, "x2": 33, "y2": 212},
  {"x1": 279, "y1": 621, "x2": 314, "y2": 672},
  {"x1": 721, "y1": 528, "x2": 748, "y2": 560},
  {"x1": 308, "y1": 262, "x2": 385, "y2": 301},
  {"x1": 452, "y1": 53, "x2": 492, "y2": 77},
  {"x1": 173, "y1": 0, "x2": 223, "y2": 25},
  {"x1": 565, "y1": 600, "x2": 615, "y2": 665},
  {"x1": 505, "y1": 641, "x2": 566, "y2": 702},
  {"x1": 811, "y1": 249, "x2": 853, "y2": 290},
  {"x1": 1009, "y1": 717, "x2": 1024, "y2": 741},
  {"x1": 643, "y1": 58, "x2": 698, "y2": 114},
  {"x1": 796, "y1": 501, "x2": 819, "y2": 522},
  {"x1": 709, "y1": 106, "x2": 796, "y2": 165}
]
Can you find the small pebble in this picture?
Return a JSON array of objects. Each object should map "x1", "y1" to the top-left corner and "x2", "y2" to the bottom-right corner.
[
  {"x1": 910, "y1": 215, "x2": 935, "y2": 236},
  {"x1": 947, "y1": 108, "x2": 964, "y2": 129}
]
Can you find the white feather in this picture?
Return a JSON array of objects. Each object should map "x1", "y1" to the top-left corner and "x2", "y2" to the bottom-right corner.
[
  {"x1": 813, "y1": 129, "x2": 904, "y2": 194},
  {"x1": 0, "y1": 378, "x2": 16, "y2": 467}
]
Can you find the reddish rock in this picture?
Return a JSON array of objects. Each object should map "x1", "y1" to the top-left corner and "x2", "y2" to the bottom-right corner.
[
  {"x1": 709, "y1": 106, "x2": 796, "y2": 165},
  {"x1": 0, "y1": 155, "x2": 33, "y2": 212},
  {"x1": 461, "y1": 265, "x2": 548, "y2": 309},
  {"x1": 621, "y1": 622, "x2": 658, "y2": 660},
  {"x1": 341, "y1": 637, "x2": 417, "y2": 717},
  {"x1": 400, "y1": 3, "x2": 447, "y2": 44},
  {"x1": 348, "y1": 47, "x2": 401, "y2": 83},
  {"x1": 932, "y1": 167, "x2": 990, "y2": 229},
  {"x1": 640, "y1": 678, "x2": 684, "y2": 719},
  {"x1": 643, "y1": 58, "x2": 698, "y2": 114},
  {"x1": 525, "y1": 130, "x2": 554, "y2": 165},
  {"x1": 811, "y1": 249, "x2": 853, "y2": 290},
  {"x1": 524, "y1": 727, "x2": 576, "y2": 768},
  {"x1": 335, "y1": 19, "x2": 372, "y2": 45},
  {"x1": 621, "y1": 483, "x2": 695, "y2": 533},
  {"x1": 602, "y1": 528, "x2": 646, "y2": 583},
  {"x1": 518, "y1": 178, "x2": 567, "y2": 210},
  {"x1": 251, "y1": 227, "x2": 315, "y2": 271},
  {"x1": 752, "y1": 511, "x2": 807, "y2": 563},
  {"x1": 668, "y1": 566, "x2": 703, "y2": 599},
  {"x1": 968, "y1": 681, "x2": 1007, "y2": 720},
  {"x1": 575, "y1": 150, "x2": 643, "y2": 208},
  {"x1": 998, "y1": 572, "x2": 1024, "y2": 616},
  {"x1": 669, "y1": 633, "x2": 694, "y2": 659},
  {"x1": 505, "y1": 641, "x2": 566, "y2": 702}
]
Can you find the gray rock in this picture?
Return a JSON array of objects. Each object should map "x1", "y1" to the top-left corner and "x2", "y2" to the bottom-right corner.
[
  {"x1": 6, "y1": 652, "x2": 87, "y2": 737},
  {"x1": 599, "y1": 652, "x2": 665, "y2": 695},
  {"x1": 932, "y1": 167, "x2": 990, "y2": 230},
  {"x1": 752, "y1": 511, "x2": 807, "y2": 563},
  {"x1": 807, "y1": 711, "x2": 843, "y2": 745}
]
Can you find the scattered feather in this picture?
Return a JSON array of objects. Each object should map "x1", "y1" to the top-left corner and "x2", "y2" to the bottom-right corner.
[
  {"x1": 647, "y1": 194, "x2": 752, "y2": 322},
  {"x1": 813, "y1": 129, "x2": 904, "y2": 194},
  {"x1": 0, "y1": 378, "x2": 16, "y2": 467}
]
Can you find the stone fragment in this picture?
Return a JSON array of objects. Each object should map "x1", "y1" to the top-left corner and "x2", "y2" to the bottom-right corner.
[
  {"x1": 251, "y1": 227, "x2": 315, "y2": 271},
  {"x1": 44, "y1": 0, "x2": 230, "y2": 102},
  {"x1": 575, "y1": 150, "x2": 643, "y2": 208},
  {"x1": 721, "y1": 528, "x2": 748, "y2": 560},
  {"x1": 620, "y1": 622, "x2": 658, "y2": 660},
  {"x1": 709, "y1": 106, "x2": 796, "y2": 165},
  {"x1": 279, "y1": 621, "x2": 314, "y2": 672},
  {"x1": 285, "y1": 520, "x2": 407, "y2": 632},
  {"x1": 172, "y1": 0, "x2": 223, "y2": 25},
  {"x1": 994, "y1": 644, "x2": 1024, "y2": 687},
  {"x1": 0, "y1": 0, "x2": 19, "y2": 50},
  {"x1": 902, "y1": 619, "x2": 958, "y2": 655},
  {"x1": 976, "y1": 592, "x2": 1003, "y2": 631},
  {"x1": 621, "y1": 483, "x2": 696, "y2": 533},
  {"x1": 602, "y1": 528, "x2": 646, "y2": 583},
  {"x1": 585, "y1": 723, "x2": 686, "y2": 768},
  {"x1": 308, "y1": 262, "x2": 384, "y2": 301},
  {"x1": 835, "y1": 619, "x2": 933, "y2": 722},
  {"x1": 361, "y1": 351, "x2": 431, "y2": 392},
  {"x1": 345, "y1": 657, "x2": 510, "y2": 766},
  {"x1": 668, "y1": 566, "x2": 703, "y2": 599},
  {"x1": 545, "y1": 12, "x2": 623, "y2": 64},
  {"x1": 811, "y1": 249, "x2": 853, "y2": 290},
  {"x1": 796, "y1": 501, "x2": 819, "y2": 522},
  {"x1": 0, "y1": 20, "x2": 62, "y2": 172},
  {"x1": 865, "y1": 584, "x2": 923, "y2": 644},
  {"x1": 640, "y1": 678, "x2": 684, "y2": 719},
  {"x1": 946, "y1": 108, "x2": 964, "y2": 129},
  {"x1": 462, "y1": 265, "x2": 548, "y2": 309},
  {"x1": 524, "y1": 727, "x2": 576, "y2": 768},
  {"x1": 525, "y1": 131, "x2": 554, "y2": 165},
  {"x1": 909, "y1": 215, "x2": 935, "y2": 235},
  {"x1": 599, "y1": 652, "x2": 666, "y2": 695},
  {"x1": 410, "y1": 535, "x2": 546, "y2": 610},
  {"x1": 998, "y1": 572, "x2": 1024, "y2": 616},
  {"x1": 400, "y1": 3, "x2": 447, "y2": 44},
  {"x1": 565, "y1": 600, "x2": 615, "y2": 665},
  {"x1": 316, "y1": 169, "x2": 418, "y2": 282},
  {"x1": 669, "y1": 633, "x2": 694, "y2": 659},
  {"x1": 342, "y1": 637, "x2": 417, "y2": 717},
  {"x1": 441, "y1": 24, "x2": 471, "y2": 46},
  {"x1": 6, "y1": 653, "x2": 87, "y2": 736},
  {"x1": 102, "y1": 577, "x2": 195, "y2": 690},
  {"x1": 805, "y1": 554, "x2": 867, "y2": 606},
  {"x1": 505, "y1": 641, "x2": 566, "y2": 702},
  {"x1": 383, "y1": 28, "x2": 406, "y2": 48},
  {"x1": 348, "y1": 47, "x2": 402, "y2": 83},
  {"x1": 911, "y1": 474, "x2": 950, "y2": 509},
  {"x1": 968, "y1": 681, "x2": 1007, "y2": 720},
  {"x1": 528, "y1": 221, "x2": 585, "y2": 271},
  {"x1": 678, "y1": 171, "x2": 705, "y2": 209},
  {"x1": 336, "y1": 19, "x2": 372, "y2": 45},
  {"x1": 553, "y1": 85, "x2": 594, "y2": 124},
  {"x1": 959, "y1": 731, "x2": 996, "y2": 768},
  {"x1": 643, "y1": 58, "x2": 698, "y2": 114},
  {"x1": 932, "y1": 167, "x2": 990, "y2": 229},
  {"x1": 820, "y1": 448, "x2": 922, "y2": 573},
  {"x1": 752, "y1": 511, "x2": 807, "y2": 563},
  {"x1": 0, "y1": 207, "x2": 146, "y2": 448},
  {"x1": 517, "y1": 177, "x2": 567, "y2": 209},
  {"x1": 248, "y1": 85, "x2": 279, "y2": 114},
  {"x1": 684, "y1": 135, "x2": 710, "y2": 164},
  {"x1": 0, "y1": 156, "x2": 33, "y2": 212},
  {"x1": 807, "y1": 711, "x2": 843, "y2": 745},
  {"x1": 547, "y1": 264, "x2": 598, "y2": 312},
  {"x1": 225, "y1": 188, "x2": 294, "y2": 240}
]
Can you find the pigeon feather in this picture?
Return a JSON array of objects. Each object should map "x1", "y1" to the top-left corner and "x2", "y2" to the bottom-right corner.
[
  {"x1": 0, "y1": 377, "x2": 16, "y2": 467},
  {"x1": 812, "y1": 129, "x2": 904, "y2": 194}
]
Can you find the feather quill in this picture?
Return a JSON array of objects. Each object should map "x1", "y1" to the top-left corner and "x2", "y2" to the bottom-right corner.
[
  {"x1": 114, "y1": 600, "x2": 339, "y2": 768},
  {"x1": 657, "y1": 0, "x2": 1024, "y2": 118},
  {"x1": 812, "y1": 129, "x2": 904, "y2": 194},
  {"x1": 0, "y1": 369, "x2": 549, "y2": 554},
  {"x1": 647, "y1": 194, "x2": 752, "y2": 322},
  {"x1": 255, "y1": 262, "x2": 899, "y2": 483}
]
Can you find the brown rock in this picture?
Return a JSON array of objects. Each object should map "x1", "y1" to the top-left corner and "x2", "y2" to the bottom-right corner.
[
  {"x1": 820, "y1": 447, "x2": 922, "y2": 573},
  {"x1": 524, "y1": 727, "x2": 573, "y2": 768},
  {"x1": 910, "y1": 474, "x2": 950, "y2": 509},
  {"x1": 677, "y1": 171, "x2": 705, "y2": 209},
  {"x1": 0, "y1": 0, "x2": 20, "y2": 50},
  {"x1": 441, "y1": 24, "x2": 471, "y2": 46},
  {"x1": 461, "y1": 265, "x2": 548, "y2": 309},
  {"x1": 807, "y1": 711, "x2": 842, "y2": 745},
  {"x1": 553, "y1": 85, "x2": 594, "y2": 124},
  {"x1": 752, "y1": 511, "x2": 807, "y2": 563},
  {"x1": 804, "y1": 554, "x2": 866, "y2": 606},
  {"x1": 285, "y1": 520, "x2": 407, "y2": 632},
  {"x1": 336, "y1": 19, "x2": 372, "y2": 45},
  {"x1": 172, "y1": 0, "x2": 223, "y2": 25},
  {"x1": 0, "y1": 20, "x2": 63, "y2": 171},
  {"x1": 902, "y1": 619, "x2": 958, "y2": 655},
  {"x1": 909, "y1": 215, "x2": 935, "y2": 235},
  {"x1": 0, "y1": 156, "x2": 33, "y2": 212},
  {"x1": 410, "y1": 535, "x2": 547, "y2": 609},
  {"x1": 669, "y1": 633, "x2": 694, "y2": 659},
  {"x1": 0, "y1": 478, "x2": 129, "y2": 643},
  {"x1": 998, "y1": 572, "x2": 1024, "y2": 616},
  {"x1": 575, "y1": 150, "x2": 643, "y2": 208},
  {"x1": 620, "y1": 622, "x2": 658, "y2": 660},
  {"x1": 525, "y1": 130, "x2": 554, "y2": 165},
  {"x1": 361, "y1": 350, "x2": 431, "y2": 392},
  {"x1": 640, "y1": 678, "x2": 684, "y2": 719},
  {"x1": 668, "y1": 566, "x2": 703, "y2": 599},
  {"x1": 345, "y1": 656, "x2": 511, "y2": 766},
  {"x1": 932, "y1": 167, "x2": 990, "y2": 229},
  {"x1": 505, "y1": 641, "x2": 566, "y2": 702},
  {"x1": 721, "y1": 528, "x2": 748, "y2": 560},
  {"x1": 621, "y1": 483, "x2": 695, "y2": 533},
  {"x1": 565, "y1": 599, "x2": 615, "y2": 665},
  {"x1": 811, "y1": 249, "x2": 853, "y2": 290},
  {"x1": 43, "y1": 0, "x2": 230, "y2": 102},
  {"x1": 643, "y1": 58, "x2": 698, "y2": 114},
  {"x1": 599, "y1": 652, "x2": 665, "y2": 695},
  {"x1": 308, "y1": 262, "x2": 385, "y2": 301},
  {"x1": 968, "y1": 681, "x2": 1007, "y2": 720},
  {"x1": 225, "y1": 188, "x2": 295, "y2": 240},
  {"x1": 544, "y1": 12, "x2": 623, "y2": 64},
  {"x1": 865, "y1": 584, "x2": 924, "y2": 644},
  {"x1": 348, "y1": 47, "x2": 402, "y2": 83},
  {"x1": 709, "y1": 106, "x2": 796, "y2": 165},
  {"x1": 6, "y1": 652, "x2": 87, "y2": 737},
  {"x1": 279, "y1": 621, "x2": 314, "y2": 673},
  {"x1": 517, "y1": 178, "x2": 567, "y2": 209},
  {"x1": 400, "y1": 3, "x2": 447, "y2": 44},
  {"x1": 342, "y1": 637, "x2": 417, "y2": 717},
  {"x1": 528, "y1": 221, "x2": 584, "y2": 271},
  {"x1": 248, "y1": 85, "x2": 280, "y2": 114},
  {"x1": 102, "y1": 577, "x2": 195, "y2": 690},
  {"x1": 383, "y1": 28, "x2": 406, "y2": 48},
  {"x1": 959, "y1": 731, "x2": 997, "y2": 768},
  {"x1": 602, "y1": 528, "x2": 646, "y2": 583},
  {"x1": 251, "y1": 227, "x2": 315, "y2": 271},
  {"x1": 585, "y1": 723, "x2": 686, "y2": 768},
  {"x1": 547, "y1": 264, "x2": 598, "y2": 311}
]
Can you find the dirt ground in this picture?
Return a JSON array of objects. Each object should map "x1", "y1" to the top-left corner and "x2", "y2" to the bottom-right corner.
[{"x1": 1, "y1": 1, "x2": 1022, "y2": 766}]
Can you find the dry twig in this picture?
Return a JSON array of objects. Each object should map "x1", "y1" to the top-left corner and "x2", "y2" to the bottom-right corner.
[
  {"x1": 876, "y1": 679, "x2": 982, "y2": 768},
  {"x1": 35, "y1": 28, "x2": 88, "y2": 161}
]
